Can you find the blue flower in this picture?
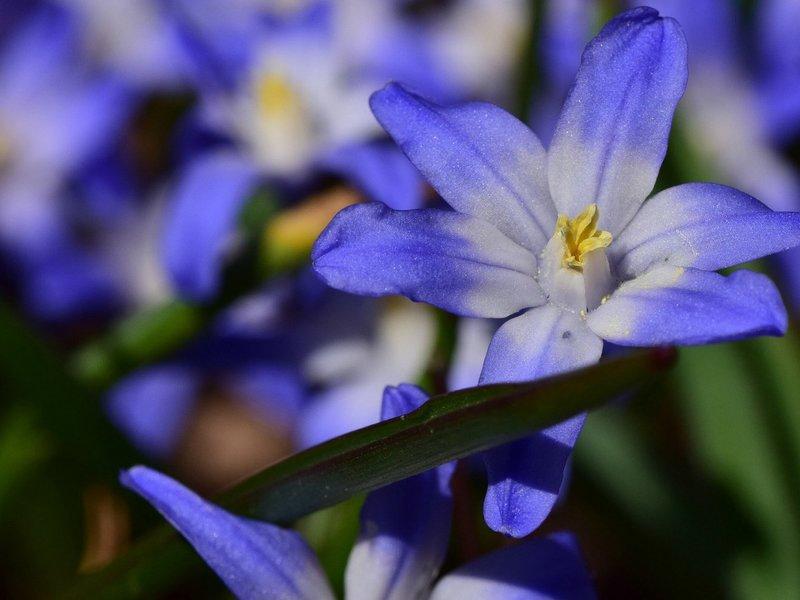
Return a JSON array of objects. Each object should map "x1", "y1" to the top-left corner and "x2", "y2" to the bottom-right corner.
[
  {"x1": 122, "y1": 384, "x2": 596, "y2": 599},
  {"x1": 0, "y1": 3, "x2": 139, "y2": 321},
  {"x1": 55, "y1": 0, "x2": 187, "y2": 90},
  {"x1": 312, "y1": 7, "x2": 800, "y2": 538},
  {"x1": 159, "y1": 0, "x2": 528, "y2": 301},
  {"x1": 158, "y1": 1, "x2": 434, "y2": 299}
]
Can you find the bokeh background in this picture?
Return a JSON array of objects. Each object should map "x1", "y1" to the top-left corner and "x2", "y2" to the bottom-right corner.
[{"x1": 1, "y1": 0, "x2": 799, "y2": 598}]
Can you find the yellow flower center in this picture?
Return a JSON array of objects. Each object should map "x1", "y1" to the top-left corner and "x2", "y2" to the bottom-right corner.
[
  {"x1": 257, "y1": 72, "x2": 300, "y2": 118},
  {"x1": 555, "y1": 203, "x2": 612, "y2": 271}
]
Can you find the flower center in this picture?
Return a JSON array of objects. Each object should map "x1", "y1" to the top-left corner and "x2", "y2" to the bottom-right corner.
[
  {"x1": 555, "y1": 203, "x2": 612, "y2": 271},
  {"x1": 257, "y1": 72, "x2": 300, "y2": 118}
]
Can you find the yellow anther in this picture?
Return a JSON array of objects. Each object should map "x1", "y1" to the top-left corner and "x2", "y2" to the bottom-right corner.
[
  {"x1": 555, "y1": 203, "x2": 612, "y2": 271},
  {"x1": 257, "y1": 72, "x2": 299, "y2": 117}
]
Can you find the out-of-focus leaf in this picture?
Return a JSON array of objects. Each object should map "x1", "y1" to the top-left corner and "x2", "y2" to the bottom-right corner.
[
  {"x1": 0, "y1": 406, "x2": 50, "y2": 514},
  {"x1": 71, "y1": 300, "x2": 205, "y2": 389},
  {"x1": 677, "y1": 340, "x2": 800, "y2": 600},
  {"x1": 575, "y1": 403, "x2": 748, "y2": 597},
  {"x1": 66, "y1": 348, "x2": 676, "y2": 599},
  {"x1": 0, "y1": 301, "x2": 138, "y2": 480}
]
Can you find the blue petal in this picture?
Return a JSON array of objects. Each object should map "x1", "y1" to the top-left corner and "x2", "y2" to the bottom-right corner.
[
  {"x1": 530, "y1": 0, "x2": 595, "y2": 145},
  {"x1": 645, "y1": 0, "x2": 737, "y2": 66},
  {"x1": 447, "y1": 318, "x2": 495, "y2": 391},
  {"x1": 757, "y1": 0, "x2": 800, "y2": 143},
  {"x1": 0, "y1": 3, "x2": 77, "y2": 104},
  {"x1": 587, "y1": 266, "x2": 788, "y2": 346},
  {"x1": 227, "y1": 365, "x2": 306, "y2": 427},
  {"x1": 547, "y1": 7, "x2": 687, "y2": 235},
  {"x1": 313, "y1": 203, "x2": 544, "y2": 318},
  {"x1": 0, "y1": 5, "x2": 136, "y2": 174},
  {"x1": 296, "y1": 379, "x2": 384, "y2": 448},
  {"x1": 370, "y1": 82, "x2": 555, "y2": 251},
  {"x1": 160, "y1": 0, "x2": 264, "y2": 91},
  {"x1": 430, "y1": 532, "x2": 595, "y2": 599},
  {"x1": 345, "y1": 385, "x2": 456, "y2": 600},
  {"x1": 121, "y1": 467, "x2": 334, "y2": 600},
  {"x1": 365, "y1": 23, "x2": 460, "y2": 103},
  {"x1": 162, "y1": 151, "x2": 260, "y2": 300},
  {"x1": 21, "y1": 247, "x2": 121, "y2": 323},
  {"x1": 164, "y1": 0, "x2": 330, "y2": 93},
  {"x1": 480, "y1": 305, "x2": 603, "y2": 537},
  {"x1": 773, "y1": 246, "x2": 800, "y2": 310},
  {"x1": 318, "y1": 142, "x2": 424, "y2": 210},
  {"x1": 106, "y1": 367, "x2": 199, "y2": 458},
  {"x1": 380, "y1": 383, "x2": 429, "y2": 419},
  {"x1": 612, "y1": 183, "x2": 800, "y2": 278},
  {"x1": 297, "y1": 302, "x2": 437, "y2": 447}
]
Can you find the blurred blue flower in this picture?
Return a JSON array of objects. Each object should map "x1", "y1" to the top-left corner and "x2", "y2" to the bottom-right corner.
[
  {"x1": 0, "y1": 2, "x2": 141, "y2": 322},
  {"x1": 107, "y1": 276, "x2": 436, "y2": 459},
  {"x1": 642, "y1": 0, "x2": 800, "y2": 305},
  {"x1": 158, "y1": 0, "x2": 528, "y2": 301},
  {"x1": 54, "y1": 0, "x2": 188, "y2": 91},
  {"x1": 313, "y1": 7, "x2": 800, "y2": 538},
  {"x1": 121, "y1": 384, "x2": 596, "y2": 600}
]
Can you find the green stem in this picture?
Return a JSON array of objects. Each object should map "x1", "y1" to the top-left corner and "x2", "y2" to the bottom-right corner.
[{"x1": 65, "y1": 348, "x2": 676, "y2": 599}]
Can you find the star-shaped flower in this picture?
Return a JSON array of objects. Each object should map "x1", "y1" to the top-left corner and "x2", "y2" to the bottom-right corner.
[{"x1": 312, "y1": 7, "x2": 800, "y2": 537}]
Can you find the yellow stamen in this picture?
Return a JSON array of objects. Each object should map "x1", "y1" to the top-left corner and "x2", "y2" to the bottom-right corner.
[
  {"x1": 257, "y1": 72, "x2": 299, "y2": 117},
  {"x1": 555, "y1": 204, "x2": 612, "y2": 271}
]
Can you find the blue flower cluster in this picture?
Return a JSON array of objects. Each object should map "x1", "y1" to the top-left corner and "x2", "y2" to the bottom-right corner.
[{"x1": 3, "y1": 1, "x2": 800, "y2": 598}]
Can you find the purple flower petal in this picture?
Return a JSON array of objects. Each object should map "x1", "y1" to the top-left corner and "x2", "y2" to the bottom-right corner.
[
  {"x1": 480, "y1": 305, "x2": 602, "y2": 537},
  {"x1": 318, "y1": 142, "x2": 424, "y2": 210},
  {"x1": 162, "y1": 150, "x2": 260, "y2": 301},
  {"x1": 547, "y1": 7, "x2": 687, "y2": 235},
  {"x1": 757, "y1": 0, "x2": 800, "y2": 143},
  {"x1": 612, "y1": 183, "x2": 800, "y2": 278},
  {"x1": 370, "y1": 82, "x2": 555, "y2": 252},
  {"x1": 345, "y1": 384, "x2": 456, "y2": 600},
  {"x1": 121, "y1": 466, "x2": 334, "y2": 600},
  {"x1": 313, "y1": 202, "x2": 544, "y2": 318},
  {"x1": 587, "y1": 266, "x2": 788, "y2": 346},
  {"x1": 430, "y1": 532, "x2": 595, "y2": 599},
  {"x1": 106, "y1": 366, "x2": 199, "y2": 459}
]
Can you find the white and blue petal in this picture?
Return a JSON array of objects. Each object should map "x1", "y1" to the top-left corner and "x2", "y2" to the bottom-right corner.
[
  {"x1": 162, "y1": 150, "x2": 260, "y2": 301},
  {"x1": 121, "y1": 466, "x2": 334, "y2": 600},
  {"x1": 611, "y1": 183, "x2": 800, "y2": 278},
  {"x1": 587, "y1": 266, "x2": 787, "y2": 346},
  {"x1": 296, "y1": 378, "x2": 386, "y2": 449},
  {"x1": 429, "y1": 532, "x2": 595, "y2": 599},
  {"x1": 447, "y1": 318, "x2": 495, "y2": 391},
  {"x1": 369, "y1": 82, "x2": 556, "y2": 252},
  {"x1": 547, "y1": 7, "x2": 687, "y2": 235},
  {"x1": 345, "y1": 385, "x2": 456, "y2": 600},
  {"x1": 313, "y1": 203, "x2": 544, "y2": 318},
  {"x1": 298, "y1": 300, "x2": 436, "y2": 447},
  {"x1": 479, "y1": 305, "x2": 603, "y2": 537}
]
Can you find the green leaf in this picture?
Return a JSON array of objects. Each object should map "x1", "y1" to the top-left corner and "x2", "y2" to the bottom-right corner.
[
  {"x1": 66, "y1": 348, "x2": 675, "y2": 599},
  {"x1": 0, "y1": 301, "x2": 138, "y2": 480},
  {"x1": 0, "y1": 406, "x2": 50, "y2": 514},
  {"x1": 676, "y1": 340, "x2": 800, "y2": 600}
]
